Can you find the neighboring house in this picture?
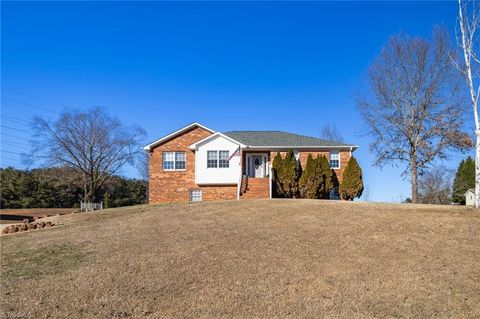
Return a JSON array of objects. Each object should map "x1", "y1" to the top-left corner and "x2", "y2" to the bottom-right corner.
[
  {"x1": 144, "y1": 122, "x2": 358, "y2": 203},
  {"x1": 465, "y1": 189, "x2": 475, "y2": 206}
]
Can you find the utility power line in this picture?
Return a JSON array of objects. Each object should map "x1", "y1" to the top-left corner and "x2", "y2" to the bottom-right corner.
[
  {"x1": 1, "y1": 156, "x2": 22, "y2": 162},
  {"x1": 0, "y1": 132, "x2": 32, "y2": 141},
  {"x1": 0, "y1": 125, "x2": 32, "y2": 134},
  {"x1": 1, "y1": 114, "x2": 31, "y2": 124},
  {"x1": 3, "y1": 88, "x2": 72, "y2": 110},
  {"x1": 1, "y1": 140, "x2": 31, "y2": 147},
  {"x1": 1, "y1": 149, "x2": 27, "y2": 156},
  {"x1": 1, "y1": 96, "x2": 60, "y2": 114}
]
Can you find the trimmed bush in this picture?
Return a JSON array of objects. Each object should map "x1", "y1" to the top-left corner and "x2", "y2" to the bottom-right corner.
[
  {"x1": 299, "y1": 154, "x2": 318, "y2": 198},
  {"x1": 340, "y1": 157, "x2": 364, "y2": 201},
  {"x1": 281, "y1": 150, "x2": 301, "y2": 198},
  {"x1": 272, "y1": 152, "x2": 285, "y2": 198},
  {"x1": 317, "y1": 155, "x2": 334, "y2": 199},
  {"x1": 272, "y1": 150, "x2": 301, "y2": 198}
]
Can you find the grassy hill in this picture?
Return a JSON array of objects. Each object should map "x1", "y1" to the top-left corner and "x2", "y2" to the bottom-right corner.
[{"x1": 1, "y1": 200, "x2": 479, "y2": 318}]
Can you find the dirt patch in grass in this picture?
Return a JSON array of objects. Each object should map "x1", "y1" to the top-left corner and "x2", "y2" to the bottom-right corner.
[
  {"x1": 0, "y1": 200, "x2": 479, "y2": 318},
  {"x1": 2, "y1": 242, "x2": 88, "y2": 279}
]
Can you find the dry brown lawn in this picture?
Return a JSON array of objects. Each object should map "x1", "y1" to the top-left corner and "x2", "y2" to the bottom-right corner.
[{"x1": 1, "y1": 200, "x2": 479, "y2": 318}]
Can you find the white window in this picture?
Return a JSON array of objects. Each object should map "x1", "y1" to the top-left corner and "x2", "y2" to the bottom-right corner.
[
  {"x1": 207, "y1": 150, "x2": 230, "y2": 168},
  {"x1": 219, "y1": 151, "x2": 229, "y2": 168},
  {"x1": 190, "y1": 189, "x2": 202, "y2": 202},
  {"x1": 163, "y1": 152, "x2": 186, "y2": 171},
  {"x1": 207, "y1": 151, "x2": 218, "y2": 168},
  {"x1": 175, "y1": 152, "x2": 186, "y2": 170},
  {"x1": 330, "y1": 151, "x2": 340, "y2": 169}
]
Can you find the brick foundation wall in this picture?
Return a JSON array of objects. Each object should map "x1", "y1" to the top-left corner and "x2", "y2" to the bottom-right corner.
[
  {"x1": 201, "y1": 185, "x2": 237, "y2": 201},
  {"x1": 149, "y1": 126, "x2": 237, "y2": 203}
]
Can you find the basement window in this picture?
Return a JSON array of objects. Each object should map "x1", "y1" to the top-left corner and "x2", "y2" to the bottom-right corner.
[{"x1": 190, "y1": 189, "x2": 202, "y2": 202}]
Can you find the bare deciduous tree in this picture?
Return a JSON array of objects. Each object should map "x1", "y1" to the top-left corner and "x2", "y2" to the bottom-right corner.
[
  {"x1": 320, "y1": 123, "x2": 344, "y2": 143},
  {"x1": 137, "y1": 151, "x2": 149, "y2": 201},
  {"x1": 419, "y1": 166, "x2": 453, "y2": 205},
  {"x1": 362, "y1": 185, "x2": 370, "y2": 202},
  {"x1": 32, "y1": 107, "x2": 146, "y2": 202},
  {"x1": 137, "y1": 151, "x2": 149, "y2": 182},
  {"x1": 456, "y1": 0, "x2": 480, "y2": 208},
  {"x1": 357, "y1": 29, "x2": 472, "y2": 203}
]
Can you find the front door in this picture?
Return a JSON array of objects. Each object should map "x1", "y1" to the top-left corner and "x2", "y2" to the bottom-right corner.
[{"x1": 252, "y1": 155, "x2": 263, "y2": 177}]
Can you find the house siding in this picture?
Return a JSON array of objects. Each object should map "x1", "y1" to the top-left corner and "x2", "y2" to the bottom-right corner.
[
  {"x1": 195, "y1": 135, "x2": 241, "y2": 185},
  {"x1": 149, "y1": 126, "x2": 237, "y2": 203}
]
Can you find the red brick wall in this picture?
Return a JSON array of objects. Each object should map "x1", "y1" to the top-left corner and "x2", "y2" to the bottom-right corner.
[
  {"x1": 202, "y1": 185, "x2": 237, "y2": 201},
  {"x1": 148, "y1": 126, "x2": 237, "y2": 203}
]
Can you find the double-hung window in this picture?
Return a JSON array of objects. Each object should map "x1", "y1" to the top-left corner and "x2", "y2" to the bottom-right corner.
[
  {"x1": 207, "y1": 150, "x2": 230, "y2": 168},
  {"x1": 219, "y1": 151, "x2": 229, "y2": 168},
  {"x1": 330, "y1": 151, "x2": 340, "y2": 169},
  {"x1": 175, "y1": 152, "x2": 186, "y2": 170},
  {"x1": 163, "y1": 152, "x2": 186, "y2": 171},
  {"x1": 207, "y1": 151, "x2": 218, "y2": 168}
]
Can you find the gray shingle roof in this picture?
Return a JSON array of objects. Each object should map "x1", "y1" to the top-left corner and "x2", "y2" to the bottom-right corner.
[{"x1": 223, "y1": 131, "x2": 354, "y2": 148}]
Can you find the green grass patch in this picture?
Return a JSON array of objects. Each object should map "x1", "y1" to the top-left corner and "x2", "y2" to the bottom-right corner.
[{"x1": 1, "y1": 242, "x2": 88, "y2": 280}]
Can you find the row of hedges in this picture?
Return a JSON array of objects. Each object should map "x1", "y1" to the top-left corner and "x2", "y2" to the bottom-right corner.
[{"x1": 271, "y1": 150, "x2": 363, "y2": 200}]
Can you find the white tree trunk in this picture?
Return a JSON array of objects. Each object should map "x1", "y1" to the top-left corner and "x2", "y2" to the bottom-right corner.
[
  {"x1": 458, "y1": 0, "x2": 480, "y2": 208},
  {"x1": 476, "y1": 130, "x2": 480, "y2": 207}
]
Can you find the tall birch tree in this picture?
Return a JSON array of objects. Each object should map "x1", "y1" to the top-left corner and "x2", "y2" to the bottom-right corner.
[{"x1": 456, "y1": 0, "x2": 480, "y2": 208}]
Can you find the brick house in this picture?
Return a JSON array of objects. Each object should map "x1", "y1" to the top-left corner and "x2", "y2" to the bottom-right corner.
[{"x1": 144, "y1": 122, "x2": 358, "y2": 203}]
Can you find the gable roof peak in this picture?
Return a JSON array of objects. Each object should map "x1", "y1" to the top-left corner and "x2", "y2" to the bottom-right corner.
[{"x1": 144, "y1": 122, "x2": 215, "y2": 151}]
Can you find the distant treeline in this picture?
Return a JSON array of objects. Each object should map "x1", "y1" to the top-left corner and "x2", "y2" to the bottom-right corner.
[{"x1": 1, "y1": 167, "x2": 147, "y2": 209}]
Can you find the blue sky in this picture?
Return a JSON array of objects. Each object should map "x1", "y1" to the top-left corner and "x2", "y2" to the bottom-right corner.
[{"x1": 1, "y1": 1, "x2": 473, "y2": 202}]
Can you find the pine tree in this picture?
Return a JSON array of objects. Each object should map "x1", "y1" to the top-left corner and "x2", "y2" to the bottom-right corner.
[
  {"x1": 317, "y1": 155, "x2": 334, "y2": 199},
  {"x1": 281, "y1": 150, "x2": 300, "y2": 198},
  {"x1": 299, "y1": 154, "x2": 317, "y2": 198},
  {"x1": 271, "y1": 152, "x2": 285, "y2": 198},
  {"x1": 340, "y1": 157, "x2": 364, "y2": 201},
  {"x1": 331, "y1": 168, "x2": 340, "y2": 199},
  {"x1": 452, "y1": 157, "x2": 475, "y2": 204}
]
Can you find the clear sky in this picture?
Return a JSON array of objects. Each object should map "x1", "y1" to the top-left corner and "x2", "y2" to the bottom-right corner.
[{"x1": 1, "y1": 1, "x2": 473, "y2": 202}]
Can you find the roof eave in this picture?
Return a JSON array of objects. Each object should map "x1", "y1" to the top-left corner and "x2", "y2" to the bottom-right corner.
[
  {"x1": 143, "y1": 122, "x2": 215, "y2": 151},
  {"x1": 243, "y1": 145, "x2": 358, "y2": 150},
  {"x1": 189, "y1": 132, "x2": 245, "y2": 150}
]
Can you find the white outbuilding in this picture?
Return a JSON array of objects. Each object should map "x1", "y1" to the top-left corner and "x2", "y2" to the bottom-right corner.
[{"x1": 465, "y1": 189, "x2": 475, "y2": 206}]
